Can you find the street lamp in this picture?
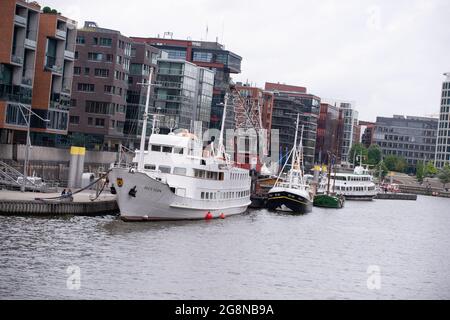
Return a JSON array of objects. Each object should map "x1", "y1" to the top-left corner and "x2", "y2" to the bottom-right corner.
[{"x1": 16, "y1": 103, "x2": 50, "y2": 192}]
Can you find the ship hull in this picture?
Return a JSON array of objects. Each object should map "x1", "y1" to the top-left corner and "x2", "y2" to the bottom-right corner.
[
  {"x1": 267, "y1": 190, "x2": 313, "y2": 214},
  {"x1": 110, "y1": 168, "x2": 250, "y2": 221}
]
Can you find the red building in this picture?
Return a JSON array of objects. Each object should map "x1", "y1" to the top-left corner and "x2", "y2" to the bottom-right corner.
[
  {"x1": 315, "y1": 103, "x2": 340, "y2": 165},
  {"x1": 359, "y1": 121, "x2": 375, "y2": 148}
]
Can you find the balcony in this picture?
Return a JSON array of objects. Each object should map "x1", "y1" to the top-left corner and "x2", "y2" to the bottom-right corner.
[
  {"x1": 64, "y1": 50, "x2": 75, "y2": 60},
  {"x1": 11, "y1": 54, "x2": 23, "y2": 65},
  {"x1": 45, "y1": 56, "x2": 63, "y2": 75},
  {"x1": 14, "y1": 15, "x2": 27, "y2": 27},
  {"x1": 21, "y1": 77, "x2": 33, "y2": 87},
  {"x1": 56, "y1": 29, "x2": 67, "y2": 40},
  {"x1": 0, "y1": 84, "x2": 32, "y2": 104},
  {"x1": 50, "y1": 92, "x2": 70, "y2": 110},
  {"x1": 157, "y1": 68, "x2": 184, "y2": 76},
  {"x1": 155, "y1": 81, "x2": 183, "y2": 89},
  {"x1": 24, "y1": 38, "x2": 37, "y2": 50}
]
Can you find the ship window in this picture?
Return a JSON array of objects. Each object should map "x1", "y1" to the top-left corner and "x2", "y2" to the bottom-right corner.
[
  {"x1": 159, "y1": 166, "x2": 171, "y2": 174},
  {"x1": 151, "y1": 145, "x2": 161, "y2": 152},
  {"x1": 144, "y1": 164, "x2": 156, "y2": 170},
  {"x1": 174, "y1": 147, "x2": 184, "y2": 154},
  {"x1": 162, "y1": 146, "x2": 173, "y2": 153},
  {"x1": 174, "y1": 167, "x2": 186, "y2": 175}
]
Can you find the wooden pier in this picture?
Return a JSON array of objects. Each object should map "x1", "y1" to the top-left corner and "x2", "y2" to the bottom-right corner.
[{"x1": 0, "y1": 190, "x2": 118, "y2": 216}]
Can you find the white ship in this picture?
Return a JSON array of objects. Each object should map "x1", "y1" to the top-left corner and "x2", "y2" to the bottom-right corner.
[
  {"x1": 109, "y1": 93, "x2": 251, "y2": 221},
  {"x1": 318, "y1": 166, "x2": 377, "y2": 201}
]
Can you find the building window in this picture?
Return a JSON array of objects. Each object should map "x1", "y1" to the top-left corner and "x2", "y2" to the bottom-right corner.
[
  {"x1": 99, "y1": 38, "x2": 112, "y2": 47},
  {"x1": 70, "y1": 99, "x2": 77, "y2": 107},
  {"x1": 74, "y1": 51, "x2": 79, "y2": 59},
  {"x1": 106, "y1": 54, "x2": 113, "y2": 63},
  {"x1": 95, "y1": 118, "x2": 105, "y2": 127},
  {"x1": 85, "y1": 101, "x2": 111, "y2": 114},
  {"x1": 84, "y1": 67, "x2": 90, "y2": 75},
  {"x1": 77, "y1": 83, "x2": 95, "y2": 92},
  {"x1": 76, "y1": 36, "x2": 85, "y2": 44},
  {"x1": 69, "y1": 115, "x2": 80, "y2": 124},
  {"x1": 88, "y1": 52, "x2": 103, "y2": 61},
  {"x1": 74, "y1": 67, "x2": 81, "y2": 75},
  {"x1": 94, "y1": 68, "x2": 109, "y2": 77}
]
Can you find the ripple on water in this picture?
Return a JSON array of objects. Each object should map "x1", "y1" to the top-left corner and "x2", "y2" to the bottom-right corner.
[{"x1": 1, "y1": 196, "x2": 450, "y2": 299}]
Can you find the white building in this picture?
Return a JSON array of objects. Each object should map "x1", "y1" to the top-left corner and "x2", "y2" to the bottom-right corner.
[
  {"x1": 324, "y1": 99, "x2": 359, "y2": 164},
  {"x1": 435, "y1": 72, "x2": 450, "y2": 168}
]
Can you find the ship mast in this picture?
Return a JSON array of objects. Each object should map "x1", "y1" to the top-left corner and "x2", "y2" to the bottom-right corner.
[
  {"x1": 137, "y1": 67, "x2": 154, "y2": 172},
  {"x1": 289, "y1": 114, "x2": 300, "y2": 188}
]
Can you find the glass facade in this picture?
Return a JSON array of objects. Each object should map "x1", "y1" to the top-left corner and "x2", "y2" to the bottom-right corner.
[
  {"x1": 153, "y1": 59, "x2": 213, "y2": 133},
  {"x1": 435, "y1": 77, "x2": 450, "y2": 168}
]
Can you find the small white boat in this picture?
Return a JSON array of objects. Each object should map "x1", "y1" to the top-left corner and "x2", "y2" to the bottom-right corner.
[{"x1": 318, "y1": 166, "x2": 377, "y2": 201}]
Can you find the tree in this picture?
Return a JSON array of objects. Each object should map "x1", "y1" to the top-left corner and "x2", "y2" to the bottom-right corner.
[
  {"x1": 424, "y1": 161, "x2": 438, "y2": 177},
  {"x1": 438, "y1": 164, "x2": 450, "y2": 190},
  {"x1": 395, "y1": 157, "x2": 407, "y2": 173},
  {"x1": 383, "y1": 155, "x2": 407, "y2": 173},
  {"x1": 348, "y1": 143, "x2": 368, "y2": 166},
  {"x1": 42, "y1": 6, "x2": 52, "y2": 13},
  {"x1": 367, "y1": 144, "x2": 382, "y2": 165},
  {"x1": 416, "y1": 162, "x2": 424, "y2": 183},
  {"x1": 375, "y1": 160, "x2": 388, "y2": 179}
]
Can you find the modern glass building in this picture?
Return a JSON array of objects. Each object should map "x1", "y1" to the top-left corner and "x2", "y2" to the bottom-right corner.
[
  {"x1": 130, "y1": 37, "x2": 242, "y2": 131},
  {"x1": 153, "y1": 58, "x2": 214, "y2": 133},
  {"x1": 264, "y1": 83, "x2": 320, "y2": 170},
  {"x1": 436, "y1": 72, "x2": 450, "y2": 168}
]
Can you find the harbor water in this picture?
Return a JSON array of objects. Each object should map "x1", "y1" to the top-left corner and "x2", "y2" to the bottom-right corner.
[{"x1": 1, "y1": 196, "x2": 450, "y2": 299}]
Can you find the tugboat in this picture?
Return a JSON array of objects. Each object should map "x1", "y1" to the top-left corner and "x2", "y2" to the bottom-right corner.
[
  {"x1": 267, "y1": 114, "x2": 313, "y2": 214},
  {"x1": 313, "y1": 154, "x2": 345, "y2": 209}
]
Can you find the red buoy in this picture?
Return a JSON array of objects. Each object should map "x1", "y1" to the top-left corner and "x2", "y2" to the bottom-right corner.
[
  {"x1": 220, "y1": 213, "x2": 226, "y2": 219},
  {"x1": 205, "y1": 212, "x2": 213, "y2": 220}
]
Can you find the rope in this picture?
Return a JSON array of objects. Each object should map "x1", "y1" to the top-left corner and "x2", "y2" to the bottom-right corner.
[{"x1": 34, "y1": 169, "x2": 112, "y2": 201}]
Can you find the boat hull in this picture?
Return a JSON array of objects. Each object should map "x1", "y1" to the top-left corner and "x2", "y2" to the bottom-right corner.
[
  {"x1": 313, "y1": 194, "x2": 345, "y2": 208},
  {"x1": 110, "y1": 168, "x2": 250, "y2": 221},
  {"x1": 266, "y1": 191, "x2": 313, "y2": 214}
]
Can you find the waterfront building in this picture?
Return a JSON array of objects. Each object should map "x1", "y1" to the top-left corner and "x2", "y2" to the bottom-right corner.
[
  {"x1": 0, "y1": 1, "x2": 37, "y2": 145},
  {"x1": 70, "y1": 22, "x2": 133, "y2": 151},
  {"x1": 31, "y1": 11, "x2": 77, "y2": 146},
  {"x1": 0, "y1": 0, "x2": 40, "y2": 145},
  {"x1": 315, "y1": 103, "x2": 340, "y2": 165},
  {"x1": 374, "y1": 115, "x2": 438, "y2": 168},
  {"x1": 359, "y1": 121, "x2": 376, "y2": 148},
  {"x1": 264, "y1": 82, "x2": 321, "y2": 170},
  {"x1": 436, "y1": 72, "x2": 450, "y2": 168},
  {"x1": 325, "y1": 100, "x2": 359, "y2": 164},
  {"x1": 0, "y1": 1, "x2": 77, "y2": 147},
  {"x1": 123, "y1": 42, "x2": 159, "y2": 150},
  {"x1": 131, "y1": 37, "x2": 242, "y2": 130},
  {"x1": 152, "y1": 58, "x2": 214, "y2": 134}
]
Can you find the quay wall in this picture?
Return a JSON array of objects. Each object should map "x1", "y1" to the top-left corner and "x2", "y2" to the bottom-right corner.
[
  {"x1": 399, "y1": 185, "x2": 450, "y2": 198},
  {"x1": 0, "y1": 144, "x2": 118, "y2": 186},
  {"x1": 0, "y1": 199, "x2": 119, "y2": 216}
]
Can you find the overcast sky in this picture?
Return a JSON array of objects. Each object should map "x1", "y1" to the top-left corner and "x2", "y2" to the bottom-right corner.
[{"x1": 45, "y1": 0, "x2": 449, "y2": 121}]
